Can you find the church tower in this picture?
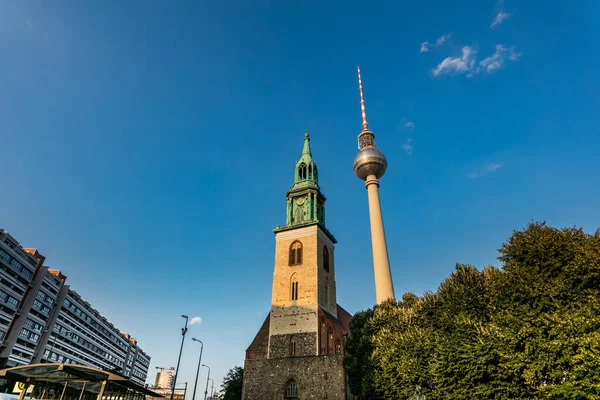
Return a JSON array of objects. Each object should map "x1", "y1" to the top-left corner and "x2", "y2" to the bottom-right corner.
[{"x1": 243, "y1": 133, "x2": 353, "y2": 400}]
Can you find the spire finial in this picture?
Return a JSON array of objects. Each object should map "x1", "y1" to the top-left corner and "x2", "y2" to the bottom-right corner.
[
  {"x1": 357, "y1": 66, "x2": 369, "y2": 131},
  {"x1": 302, "y1": 129, "x2": 312, "y2": 156}
]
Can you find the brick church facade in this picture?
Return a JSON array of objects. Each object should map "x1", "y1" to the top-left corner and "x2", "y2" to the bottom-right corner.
[{"x1": 243, "y1": 133, "x2": 354, "y2": 400}]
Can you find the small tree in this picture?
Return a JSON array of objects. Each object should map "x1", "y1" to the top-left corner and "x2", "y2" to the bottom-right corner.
[{"x1": 220, "y1": 366, "x2": 243, "y2": 400}]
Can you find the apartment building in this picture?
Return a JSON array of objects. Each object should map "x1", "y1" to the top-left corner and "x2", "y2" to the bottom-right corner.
[{"x1": 0, "y1": 229, "x2": 150, "y2": 385}]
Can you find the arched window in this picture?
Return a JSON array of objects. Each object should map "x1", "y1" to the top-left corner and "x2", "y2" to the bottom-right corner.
[
  {"x1": 291, "y1": 277, "x2": 299, "y2": 301},
  {"x1": 335, "y1": 339, "x2": 342, "y2": 353},
  {"x1": 308, "y1": 164, "x2": 313, "y2": 179},
  {"x1": 285, "y1": 380, "x2": 298, "y2": 400},
  {"x1": 327, "y1": 329, "x2": 334, "y2": 354},
  {"x1": 289, "y1": 335, "x2": 297, "y2": 356},
  {"x1": 298, "y1": 163, "x2": 307, "y2": 181},
  {"x1": 323, "y1": 246, "x2": 329, "y2": 272},
  {"x1": 289, "y1": 241, "x2": 303, "y2": 266}
]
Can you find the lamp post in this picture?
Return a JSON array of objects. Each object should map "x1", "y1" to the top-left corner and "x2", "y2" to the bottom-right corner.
[
  {"x1": 201, "y1": 364, "x2": 210, "y2": 400},
  {"x1": 208, "y1": 379, "x2": 214, "y2": 400},
  {"x1": 191, "y1": 338, "x2": 204, "y2": 400},
  {"x1": 170, "y1": 315, "x2": 189, "y2": 400}
]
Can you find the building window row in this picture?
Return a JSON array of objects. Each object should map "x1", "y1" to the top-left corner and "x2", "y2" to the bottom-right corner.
[
  {"x1": 69, "y1": 294, "x2": 126, "y2": 339},
  {"x1": 24, "y1": 318, "x2": 44, "y2": 333},
  {"x1": 63, "y1": 299, "x2": 129, "y2": 352},
  {"x1": 54, "y1": 322, "x2": 124, "y2": 366},
  {"x1": 19, "y1": 328, "x2": 40, "y2": 343},
  {"x1": 36, "y1": 289, "x2": 55, "y2": 306},
  {"x1": 0, "y1": 273, "x2": 25, "y2": 296},
  {"x1": 48, "y1": 336, "x2": 123, "y2": 370},
  {"x1": 0, "y1": 289, "x2": 20, "y2": 309},
  {"x1": 32, "y1": 299, "x2": 51, "y2": 315},
  {"x1": 56, "y1": 317, "x2": 122, "y2": 362},
  {"x1": 0, "y1": 248, "x2": 34, "y2": 280}
]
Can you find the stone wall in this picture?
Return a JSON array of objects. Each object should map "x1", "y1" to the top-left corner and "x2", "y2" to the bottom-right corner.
[
  {"x1": 243, "y1": 354, "x2": 347, "y2": 400},
  {"x1": 269, "y1": 332, "x2": 316, "y2": 358}
]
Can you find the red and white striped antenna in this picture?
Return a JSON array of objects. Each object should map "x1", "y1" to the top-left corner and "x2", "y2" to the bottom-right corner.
[{"x1": 357, "y1": 66, "x2": 369, "y2": 131}]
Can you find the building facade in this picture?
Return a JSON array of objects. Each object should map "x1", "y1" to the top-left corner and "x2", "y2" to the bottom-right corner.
[
  {"x1": 0, "y1": 229, "x2": 151, "y2": 386},
  {"x1": 154, "y1": 368, "x2": 174, "y2": 389},
  {"x1": 243, "y1": 134, "x2": 353, "y2": 400}
]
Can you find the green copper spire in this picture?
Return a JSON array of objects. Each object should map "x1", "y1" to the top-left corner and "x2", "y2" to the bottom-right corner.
[
  {"x1": 302, "y1": 130, "x2": 312, "y2": 155},
  {"x1": 273, "y1": 131, "x2": 336, "y2": 244},
  {"x1": 293, "y1": 130, "x2": 318, "y2": 186}
]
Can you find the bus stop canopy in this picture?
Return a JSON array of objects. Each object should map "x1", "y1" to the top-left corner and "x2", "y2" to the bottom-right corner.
[{"x1": 0, "y1": 363, "x2": 162, "y2": 400}]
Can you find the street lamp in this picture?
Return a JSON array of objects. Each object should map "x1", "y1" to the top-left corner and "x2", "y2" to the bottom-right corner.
[
  {"x1": 171, "y1": 315, "x2": 189, "y2": 400},
  {"x1": 208, "y1": 379, "x2": 214, "y2": 400},
  {"x1": 201, "y1": 364, "x2": 210, "y2": 400},
  {"x1": 191, "y1": 338, "x2": 204, "y2": 400}
]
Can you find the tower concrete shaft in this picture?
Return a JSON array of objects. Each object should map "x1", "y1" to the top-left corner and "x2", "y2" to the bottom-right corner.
[{"x1": 365, "y1": 175, "x2": 395, "y2": 303}]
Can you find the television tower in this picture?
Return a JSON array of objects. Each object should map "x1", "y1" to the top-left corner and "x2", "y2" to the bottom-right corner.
[{"x1": 352, "y1": 66, "x2": 396, "y2": 304}]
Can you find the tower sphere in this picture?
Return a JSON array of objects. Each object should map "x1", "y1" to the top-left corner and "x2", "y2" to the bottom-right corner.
[{"x1": 353, "y1": 146, "x2": 387, "y2": 180}]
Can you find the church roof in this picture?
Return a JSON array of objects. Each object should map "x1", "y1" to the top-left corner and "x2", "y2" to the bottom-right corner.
[
  {"x1": 320, "y1": 305, "x2": 352, "y2": 336},
  {"x1": 336, "y1": 304, "x2": 352, "y2": 333},
  {"x1": 245, "y1": 312, "x2": 270, "y2": 359}
]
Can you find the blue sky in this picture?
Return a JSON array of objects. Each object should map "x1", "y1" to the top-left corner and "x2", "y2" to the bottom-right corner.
[{"x1": 1, "y1": 0, "x2": 599, "y2": 392}]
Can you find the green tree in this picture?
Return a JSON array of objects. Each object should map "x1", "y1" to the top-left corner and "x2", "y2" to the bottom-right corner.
[
  {"x1": 343, "y1": 222, "x2": 600, "y2": 399},
  {"x1": 219, "y1": 366, "x2": 243, "y2": 400}
]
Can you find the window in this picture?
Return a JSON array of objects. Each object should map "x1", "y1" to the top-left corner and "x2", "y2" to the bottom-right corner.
[
  {"x1": 289, "y1": 335, "x2": 297, "y2": 356},
  {"x1": 7, "y1": 297, "x2": 19, "y2": 308},
  {"x1": 285, "y1": 380, "x2": 298, "y2": 400},
  {"x1": 323, "y1": 246, "x2": 329, "y2": 272},
  {"x1": 298, "y1": 163, "x2": 307, "y2": 181},
  {"x1": 291, "y1": 281, "x2": 299, "y2": 301},
  {"x1": 289, "y1": 241, "x2": 303, "y2": 266},
  {"x1": 320, "y1": 318, "x2": 327, "y2": 354},
  {"x1": 335, "y1": 340, "x2": 342, "y2": 353},
  {"x1": 328, "y1": 329, "x2": 334, "y2": 354}
]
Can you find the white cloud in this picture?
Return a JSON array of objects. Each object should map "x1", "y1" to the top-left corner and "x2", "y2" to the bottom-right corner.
[
  {"x1": 420, "y1": 33, "x2": 452, "y2": 53},
  {"x1": 401, "y1": 138, "x2": 413, "y2": 155},
  {"x1": 432, "y1": 45, "x2": 521, "y2": 77},
  {"x1": 479, "y1": 45, "x2": 521, "y2": 73},
  {"x1": 431, "y1": 46, "x2": 477, "y2": 76},
  {"x1": 420, "y1": 41, "x2": 431, "y2": 53},
  {"x1": 190, "y1": 316, "x2": 203, "y2": 325},
  {"x1": 491, "y1": 11, "x2": 510, "y2": 27},
  {"x1": 468, "y1": 163, "x2": 502, "y2": 179},
  {"x1": 405, "y1": 121, "x2": 415, "y2": 131},
  {"x1": 435, "y1": 33, "x2": 452, "y2": 47}
]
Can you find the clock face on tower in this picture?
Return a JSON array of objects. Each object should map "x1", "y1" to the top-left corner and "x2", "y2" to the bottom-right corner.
[{"x1": 296, "y1": 197, "x2": 305, "y2": 206}]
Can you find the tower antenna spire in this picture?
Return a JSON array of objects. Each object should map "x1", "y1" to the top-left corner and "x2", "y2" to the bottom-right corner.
[{"x1": 357, "y1": 66, "x2": 369, "y2": 131}]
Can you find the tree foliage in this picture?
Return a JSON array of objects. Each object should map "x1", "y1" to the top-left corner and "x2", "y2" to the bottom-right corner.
[
  {"x1": 220, "y1": 366, "x2": 243, "y2": 400},
  {"x1": 344, "y1": 222, "x2": 600, "y2": 399}
]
